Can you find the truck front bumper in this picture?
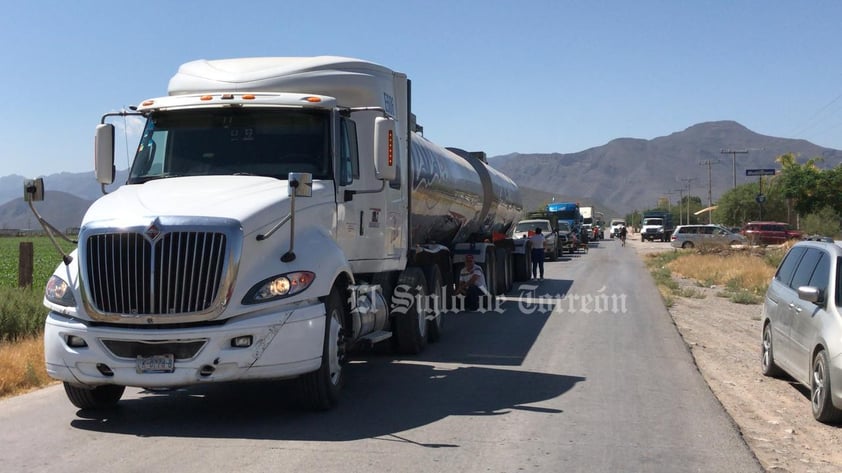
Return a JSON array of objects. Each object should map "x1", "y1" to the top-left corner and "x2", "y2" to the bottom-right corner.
[{"x1": 44, "y1": 302, "x2": 326, "y2": 389}]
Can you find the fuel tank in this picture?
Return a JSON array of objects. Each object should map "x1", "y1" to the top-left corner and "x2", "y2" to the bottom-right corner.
[{"x1": 409, "y1": 134, "x2": 521, "y2": 246}]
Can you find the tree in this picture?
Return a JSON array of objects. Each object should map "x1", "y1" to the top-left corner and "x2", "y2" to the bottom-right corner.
[
  {"x1": 713, "y1": 180, "x2": 788, "y2": 226},
  {"x1": 773, "y1": 153, "x2": 824, "y2": 216}
]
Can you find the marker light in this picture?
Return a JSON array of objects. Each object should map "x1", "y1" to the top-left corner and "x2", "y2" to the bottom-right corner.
[
  {"x1": 242, "y1": 94, "x2": 256, "y2": 100},
  {"x1": 387, "y1": 129, "x2": 394, "y2": 167},
  {"x1": 200, "y1": 95, "x2": 213, "y2": 101},
  {"x1": 304, "y1": 96, "x2": 322, "y2": 103}
]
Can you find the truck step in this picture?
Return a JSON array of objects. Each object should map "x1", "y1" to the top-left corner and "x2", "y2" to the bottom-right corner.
[{"x1": 359, "y1": 330, "x2": 392, "y2": 345}]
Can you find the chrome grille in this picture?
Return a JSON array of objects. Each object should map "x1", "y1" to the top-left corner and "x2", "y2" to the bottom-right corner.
[{"x1": 85, "y1": 231, "x2": 227, "y2": 315}]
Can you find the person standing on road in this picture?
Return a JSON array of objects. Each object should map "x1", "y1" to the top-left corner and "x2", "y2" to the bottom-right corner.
[
  {"x1": 529, "y1": 227, "x2": 545, "y2": 280},
  {"x1": 619, "y1": 224, "x2": 627, "y2": 246}
]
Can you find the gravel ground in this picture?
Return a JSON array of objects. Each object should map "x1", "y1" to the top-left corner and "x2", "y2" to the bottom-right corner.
[{"x1": 628, "y1": 236, "x2": 842, "y2": 472}]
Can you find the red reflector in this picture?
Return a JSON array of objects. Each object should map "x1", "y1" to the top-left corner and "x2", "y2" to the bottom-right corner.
[{"x1": 387, "y1": 130, "x2": 393, "y2": 166}]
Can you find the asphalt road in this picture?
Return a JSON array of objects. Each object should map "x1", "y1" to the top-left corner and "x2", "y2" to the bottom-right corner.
[{"x1": 0, "y1": 238, "x2": 762, "y2": 473}]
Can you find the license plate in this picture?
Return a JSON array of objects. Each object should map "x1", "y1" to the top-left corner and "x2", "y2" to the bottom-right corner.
[{"x1": 136, "y1": 354, "x2": 175, "y2": 374}]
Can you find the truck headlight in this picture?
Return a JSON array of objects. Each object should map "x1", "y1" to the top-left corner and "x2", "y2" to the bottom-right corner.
[
  {"x1": 45, "y1": 275, "x2": 76, "y2": 307},
  {"x1": 243, "y1": 271, "x2": 316, "y2": 304}
]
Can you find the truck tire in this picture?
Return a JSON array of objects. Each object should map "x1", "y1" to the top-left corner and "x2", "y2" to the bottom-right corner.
[
  {"x1": 300, "y1": 284, "x2": 346, "y2": 410},
  {"x1": 424, "y1": 264, "x2": 445, "y2": 343},
  {"x1": 513, "y1": 241, "x2": 532, "y2": 282},
  {"x1": 480, "y1": 247, "x2": 497, "y2": 297},
  {"x1": 505, "y1": 249, "x2": 514, "y2": 292},
  {"x1": 393, "y1": 267, "x2": 429, "y2": 354},
  {"x1": 495, "y1": 247, "x2": 508, "y2": 294},
  {"x1": 63, "y1": 383, "x2": 125, "y2": 410}
]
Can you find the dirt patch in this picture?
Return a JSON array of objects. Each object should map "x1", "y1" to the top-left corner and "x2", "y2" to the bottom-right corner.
[{"x1": 667, "y1": 277, "x2": 842, "y2": 472}]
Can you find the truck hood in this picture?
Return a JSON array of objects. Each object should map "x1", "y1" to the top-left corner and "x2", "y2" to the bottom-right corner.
[{"x1": 82, "y1": 176, "x2": 333, "y2": 234}]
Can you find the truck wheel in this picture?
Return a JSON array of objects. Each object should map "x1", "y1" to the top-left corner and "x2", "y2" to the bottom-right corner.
[
  {"x1": 495, "y1": 247, "x2": 508, "y2": 294},
  {"x1": 393, "y1": 267, "x2": 429, "y2": 354},
  {"x1": 301, "y1": 284, "x2": 346, "y2": 410},
  {"x1": 424, "y1": 264, "x2": 445, "y2": 343},
  {"x1": 480, "y1": 248, "x2": 497, "y2": 297},
  {"x1": 513, "y1": 242, "x2": 531, "y2": 282},
  {"x1": 63, "y1": 383, "x2": 125, "y2": 409}
]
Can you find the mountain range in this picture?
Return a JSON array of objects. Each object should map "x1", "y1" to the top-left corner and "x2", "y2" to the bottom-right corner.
[{"x1": 1, "y1": 121, "x2": 840, "y2": 231}]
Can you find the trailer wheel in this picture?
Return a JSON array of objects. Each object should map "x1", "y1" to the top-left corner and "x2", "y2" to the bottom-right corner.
[
  {"x1": 424, "y1": 264, "x2": 445, "y2": 343},
  {"x1": 393, "y1": 267, "x2": 429, "y2": 354},
  {"x1": 63, "y1": 383, "x2": 125, "y2": 410},
  {"x1": 505, "y1": 249, "x2": 514, "y2": 292},
  {"x1": 300, "y1": 284, "x2": 346, "y2": 410},
  {"x1": 480, "y1": 247, "x2": 497, "y2": 298},
  {"x1": 495, "y1": 247, "x2": 509, "y2": 294},
  {"x1": 513, "y1": 241, "x2": 531, "y2": 282}
]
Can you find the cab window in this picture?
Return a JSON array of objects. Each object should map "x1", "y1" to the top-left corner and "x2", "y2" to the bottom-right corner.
[{"x1": 339, "y1": 118, "x2": 359, "y2": 185}]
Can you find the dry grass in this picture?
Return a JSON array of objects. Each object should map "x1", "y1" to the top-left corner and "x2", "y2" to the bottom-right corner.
[
  {"x1": 0, "y1": 334, "x2": 55, "y2": 398},
  {"x1": 667, "y1": 253, "x2": 776, "y2": 294}
]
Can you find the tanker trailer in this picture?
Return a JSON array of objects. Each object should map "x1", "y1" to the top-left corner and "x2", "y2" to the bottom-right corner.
[{"x1": 26, "y1": 56, "x2": 524, "y2": 412}]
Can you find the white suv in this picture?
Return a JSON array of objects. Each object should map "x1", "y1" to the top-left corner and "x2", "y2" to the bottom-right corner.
[
  {"x1": 761, "y1": 238, "x2": 842, "y2": 423},
  {"x1": 513, "y1": 219, "x2": 559, "y2": 260}
]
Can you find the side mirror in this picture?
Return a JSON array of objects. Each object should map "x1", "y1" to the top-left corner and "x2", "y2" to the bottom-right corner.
[
  {"x1": 798, "y1": 286, "x2": 824, "y2": 305},
  {"x1": 23, "y1": 178, "x2": 44, "y2": 202},
  {"x1": 95, "y1": 124, "x2": 115, "y2": 185},
  {"x1": 373, "y1": 117, "x2": 397, "y2": 181},
  {"x1": 288, "y1": 172, "x2": 313, "y2": 197}
]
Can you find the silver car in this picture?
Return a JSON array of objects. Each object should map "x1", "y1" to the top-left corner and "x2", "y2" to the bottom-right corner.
[
  {"x1": 761, "y1": 238, "x2": 842, "y2": 423},
  {"x1": 670, "y1": 224, "x2": 746, "y2": 249}
]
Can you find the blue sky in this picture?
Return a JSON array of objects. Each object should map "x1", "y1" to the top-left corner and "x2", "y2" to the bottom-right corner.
[{"x1": 2, "y1": 0, "x2": 842, "y2": 177}]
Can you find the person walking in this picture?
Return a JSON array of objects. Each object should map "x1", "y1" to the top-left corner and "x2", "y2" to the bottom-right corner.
[
  {"x1": 529, "y1": 226, "x2": 545, "y2": 280},
  {"x1": 619, "y1": 224, "x2": 627, "y2": 247}
]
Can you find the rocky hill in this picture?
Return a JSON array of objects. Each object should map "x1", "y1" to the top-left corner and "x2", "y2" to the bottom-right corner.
[{"x1": 488, "y1": 121, "x2": 842, "y2": 215}]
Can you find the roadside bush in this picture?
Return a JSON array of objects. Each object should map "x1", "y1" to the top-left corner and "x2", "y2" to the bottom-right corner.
[
  {"x1": 801, "y1": 206, "x2": 841, "y2": 239},
  {"x1": 0, "y1": 286, "x2": 45, "y2": 342}
]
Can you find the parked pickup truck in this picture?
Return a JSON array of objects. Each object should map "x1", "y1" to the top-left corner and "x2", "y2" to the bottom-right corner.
[{"x1": 514, "y1": 219, "x2": 559, "y2": 260}]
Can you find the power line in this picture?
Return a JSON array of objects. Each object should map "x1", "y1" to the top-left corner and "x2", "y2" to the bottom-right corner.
[
  {"x1": 699, "y1": 160, "x2": 721, "y2": 224},
  {"x1": 720, "y1": 149, "x2": 748, "y2": 189}
]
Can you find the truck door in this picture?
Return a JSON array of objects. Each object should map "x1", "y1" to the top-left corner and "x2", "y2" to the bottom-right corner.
[{"x1": 335, "y1": 117, "x2": 402, "y2": 270}]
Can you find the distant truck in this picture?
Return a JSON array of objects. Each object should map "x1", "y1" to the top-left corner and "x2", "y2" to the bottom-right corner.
[
  {"x1": 24, "y1": 56, "x2": 527, "y2": 411},
  {"x1": 546, "y1": 202, "x2": 582, "y2": 237},
  {"x1": 581, "y1": 206, "x2": 599, "y2": 239},
  {"x1": 609, "y1": 218, "x2": 627, "y2": 238},
  {"x1": 641, "y1": 210, "x2": 674, "y2": 242}
]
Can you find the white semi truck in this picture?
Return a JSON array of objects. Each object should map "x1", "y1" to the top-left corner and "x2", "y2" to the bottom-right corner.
[{"x1": 25, "y1": 56, "x2": 525, "y2": 410}]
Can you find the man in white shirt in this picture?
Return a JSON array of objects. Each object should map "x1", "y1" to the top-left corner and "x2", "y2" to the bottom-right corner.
[
  {"x1": 529, "y1": 227, "x2": 545, "y2": 280},
  {"x1": 456, "y1": 253, "x2": 488, "y2": 311}
]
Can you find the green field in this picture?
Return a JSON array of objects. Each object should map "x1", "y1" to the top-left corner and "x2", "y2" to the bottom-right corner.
[{"x1": 0, "y1": 236, "x2": 77, "y2": 341}]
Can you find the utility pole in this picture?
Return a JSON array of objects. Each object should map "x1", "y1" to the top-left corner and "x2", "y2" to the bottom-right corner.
[
  {"x1": 699, "y1": 159, "x2": 721, "y2": 224},
  {"x1": 721, "y1": 149, "x2": 749, "y2": 189},
  {"x1": 681, "y1": 177, "x2": 697, "y2": 224},
  {"x1": 674, "y1": 188, "x2": 685, "y2": 225}
]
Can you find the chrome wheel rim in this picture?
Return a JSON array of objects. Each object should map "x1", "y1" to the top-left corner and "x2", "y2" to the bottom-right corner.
[
  {"x1": 813, "y1": 356, "x2": 826, "y2": 412},
  {"x1": 327, "y1": 311, "x2": 344, "y2": 386},
  {"x1": 762, "y1": 327, "x2": 772, "y2": 370}
]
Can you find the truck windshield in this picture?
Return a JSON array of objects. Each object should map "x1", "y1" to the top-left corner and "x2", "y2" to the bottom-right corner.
[
  {"x1": 644, "y1": 219, "x2": 663, "y2": 225},
  {"x1": 128, "y1": 108, "x2": 331, "y2": 183}
]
